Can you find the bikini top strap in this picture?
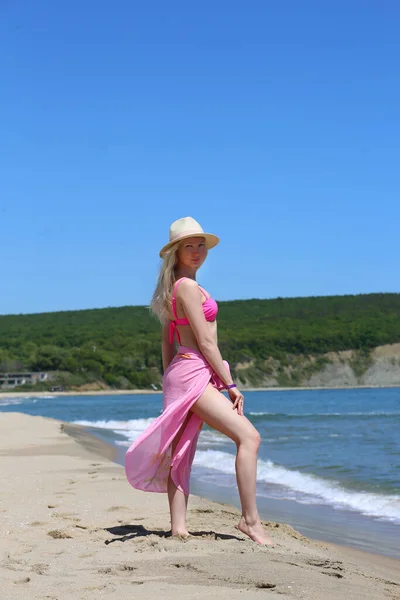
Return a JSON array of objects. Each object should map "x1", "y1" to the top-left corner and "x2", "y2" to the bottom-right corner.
[{"x1": 171, "y1": 277, "x2": 187, "y2": 319}]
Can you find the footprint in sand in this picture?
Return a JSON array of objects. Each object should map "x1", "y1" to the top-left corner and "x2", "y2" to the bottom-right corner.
[
  {"x1": 306, "y1": 558, "x2": 345, "y2": 579},
  {"x1": 97, "y1": 564, "x2": 137, "y2": 575},
  {"x1": 173, "y1": 562, "x2": 201, "y2": 573},
  {"x1": 1, "y1": 557, "x2": 26, "y2": 572},
  {"x1": 13, "y1": 577, "x2": 31, "y2": 584},
  {"x1": 322, "y1": 571, "x2": 344, "y2": 578},
  {"x1": 31, "y1": 563, "x2": 49, "y2": 575},
  {"x1": 98, "y1": 567, "x2": 113, "y2": 574},
  {"x1": 107, "y1": 506, "x2": 130, "y2": 512},
  {"x1": 20, "y1": 546, "x2": 35, "y2": 555},
  {"x1": 47, "y1": 530, "x2": 72, "y2": 539},
  {"x1": 52, "y1": 512, "x2": 81, "y2": 522},
  {"x1": 117, "y1": 563, "x2": 137, "y2": 573},
  {"x1": 307, "y1": 558, "x2": 344, "y2": 570}
]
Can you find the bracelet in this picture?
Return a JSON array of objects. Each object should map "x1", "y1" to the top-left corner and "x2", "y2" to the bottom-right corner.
[{"x1": 225, "y1": 383, "x2": 237, "y2": 390}]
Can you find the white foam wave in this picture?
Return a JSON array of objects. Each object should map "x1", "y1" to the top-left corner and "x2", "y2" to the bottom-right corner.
[
  {"x1": 0, "y1": 395, "x2": 57, "y2": 406},
  {"x1": 198, "y1": 430, "x2": 227, "y2": 447},
  {"x1": 72, "y1": 418, "x2": 400, "y2": 524},
  {"x1": 193, "y1": 449, "x2": 400, "y2": 524},
  {"x1": 74, "y1": 418, "x2": 228, "y2": 449},
  {"x1": 0, "y1": 398, "x2": 24, "y2": 406},
  {"x1": 249, "y1": 411, "x2": 400, "y2": 417},
  {"x1": 74, "y1": 418, "x2": 155, "y2": 444}
]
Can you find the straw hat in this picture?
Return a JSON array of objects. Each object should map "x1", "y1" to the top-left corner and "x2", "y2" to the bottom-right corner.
[{"x1": 159, "y1": 216, "x2": 219, "y2": 258}]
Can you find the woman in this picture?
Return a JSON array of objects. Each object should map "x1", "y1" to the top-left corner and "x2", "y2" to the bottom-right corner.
[{"x1": 125, "y1": 216, "x2": 273, "y2": 545}]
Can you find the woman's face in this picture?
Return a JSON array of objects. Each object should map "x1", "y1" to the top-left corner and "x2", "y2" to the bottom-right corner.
[{"x1": 177, "y1": 236, "x2": 207, "y2": 269}]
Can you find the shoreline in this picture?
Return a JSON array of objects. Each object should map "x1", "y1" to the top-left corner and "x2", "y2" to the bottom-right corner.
[
  {"x1": 1, "y1": 381, "x2": 400, "y2": 399},
  {"x1": 1, "y1": 412, "x2": 399, "y2": 600},
  {"x1": 73, "y1": 422, "x2": 400, "y2": 561}
]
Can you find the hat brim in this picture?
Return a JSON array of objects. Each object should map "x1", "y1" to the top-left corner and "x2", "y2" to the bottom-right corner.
[{"x1": 159, "y1": 232, "x2": 219, "y2": 258}]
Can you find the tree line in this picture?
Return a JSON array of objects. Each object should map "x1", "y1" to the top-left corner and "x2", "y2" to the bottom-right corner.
[{"x1": 0, "y1": 293, "x2": 399, "y2": 389}]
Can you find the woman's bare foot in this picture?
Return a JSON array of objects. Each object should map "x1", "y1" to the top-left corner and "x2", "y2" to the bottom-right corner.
[
  {"x1": 171, "y1": 529, "x2": 191, "y2": 540},
  {"x1": 236, "y1": 516, "x2": 274, "y2": 546}
]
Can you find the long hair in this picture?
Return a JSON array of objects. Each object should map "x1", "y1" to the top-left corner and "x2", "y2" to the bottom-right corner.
[{"x1": 150, "y1": 244, "x2": 180, "y2": 323}]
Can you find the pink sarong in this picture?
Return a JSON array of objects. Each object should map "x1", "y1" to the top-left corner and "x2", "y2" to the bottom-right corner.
[{"x1": 125, "y1": 346, "x2": 230, "y2": 495}]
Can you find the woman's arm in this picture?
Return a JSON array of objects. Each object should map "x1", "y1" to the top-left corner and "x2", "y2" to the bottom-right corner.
[
  {"x1": 178, "y1": 279, "x2": 233, "y2": 387},
  {"x1": 161, "y1": 321, "x2": 175, "y2": 372}
]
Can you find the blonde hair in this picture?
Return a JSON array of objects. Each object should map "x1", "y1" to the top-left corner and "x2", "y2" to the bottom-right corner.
[{"x1": 150, "y1": 244, "x2": 180, "y2": 323}]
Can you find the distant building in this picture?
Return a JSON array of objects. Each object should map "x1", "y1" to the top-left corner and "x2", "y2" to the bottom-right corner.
[{"x1": 0, "y1": 372, "x2": 48, "y2": 389}]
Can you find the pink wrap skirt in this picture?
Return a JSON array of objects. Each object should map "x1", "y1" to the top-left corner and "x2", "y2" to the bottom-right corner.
[{"x1": 125, "y1": 346, "x2": 230, "y2": 495}]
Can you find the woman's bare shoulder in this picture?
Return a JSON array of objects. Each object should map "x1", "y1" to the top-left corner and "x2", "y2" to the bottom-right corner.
[
  {"x1": 176, "y1": 278, "x2": 202, "y2": 299},
  {"x1": 178, "y1": 277, "x2": 198, "y2": 288}
]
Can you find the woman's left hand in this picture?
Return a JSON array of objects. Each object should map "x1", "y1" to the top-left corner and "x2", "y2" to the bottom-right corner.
[{"x1": 228, "y1": 386, "x2": 245, "y2": 416}]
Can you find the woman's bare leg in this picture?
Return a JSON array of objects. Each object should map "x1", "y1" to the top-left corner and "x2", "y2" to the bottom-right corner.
[
  {"x1": 191, "y1": 384, "x2": 273, "y2": 545},
  {"x1": 167, "y1": 476, "x2": 189, "y2": 537},
  {"x1": 167, "y1": 413, "x2": 191, "y2": 536}
]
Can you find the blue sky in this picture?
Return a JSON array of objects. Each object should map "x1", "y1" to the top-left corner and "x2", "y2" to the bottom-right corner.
[{"x1": 1, "y1": 1, "x2": 399, "y2": 315}]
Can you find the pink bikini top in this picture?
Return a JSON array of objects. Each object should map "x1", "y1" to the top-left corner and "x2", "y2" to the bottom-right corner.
[{"x1": 169, "y1": 277, "x2": 218, "y2": 343}]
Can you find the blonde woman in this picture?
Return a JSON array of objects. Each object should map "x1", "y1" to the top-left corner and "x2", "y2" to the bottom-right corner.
[{"x1": 125, "y1": 217, "x2": 273, "y2": 545}]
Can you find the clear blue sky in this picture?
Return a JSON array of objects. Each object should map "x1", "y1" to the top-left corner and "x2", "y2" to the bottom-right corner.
[{"x1": 1, "y1": 1, "x2": 399, "y2": 315}]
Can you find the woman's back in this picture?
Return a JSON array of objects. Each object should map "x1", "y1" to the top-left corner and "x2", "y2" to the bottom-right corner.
[{"x1": 171, "y1": 277, "x2": 218, "y2": 351}]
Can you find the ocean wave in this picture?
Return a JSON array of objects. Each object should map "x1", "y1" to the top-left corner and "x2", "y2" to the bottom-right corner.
[
  {"x1": 0, "y1": 395, "x2": 58, "y2": 407},
  {"x1": 0, "y1": 398, "x2": 24, "y2": 406},
  {"x1": 198, "y1": 430, "x2": 227, "y2": 445},
  {"x1": 74, "y1": 418, "x2": 228, "y2": 449},
  {"x1": 73, "y1": 418, "x2": 156, "y2": 444},
  {"x1": 248, "y1": 411, "x2": 400, "y2": 419},
  {"x1": 72, "y1": 417, "x2": 400, "y2": 524},
  {"x1": 193, "y1": 449, "x2": 400, "y2": 523}
]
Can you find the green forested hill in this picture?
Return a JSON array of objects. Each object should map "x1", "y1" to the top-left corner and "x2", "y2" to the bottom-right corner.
[{"x1": 0, "y1": 293, "x2": 399, "y2": 389}]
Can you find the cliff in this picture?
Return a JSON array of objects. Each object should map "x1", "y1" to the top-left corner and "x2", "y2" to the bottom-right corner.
[{"x1": 237, "y1": 344, "x2": 400, "y2": 389}]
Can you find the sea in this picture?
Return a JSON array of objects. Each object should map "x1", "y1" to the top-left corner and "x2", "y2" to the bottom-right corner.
[{"x1": 1, "y1": 387, "x2": 399, "y2": 558}]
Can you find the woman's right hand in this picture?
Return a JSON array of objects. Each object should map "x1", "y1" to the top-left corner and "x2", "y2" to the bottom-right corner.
[{"x1": 228, "y1": 386, "x2": 244, "y2": 416}]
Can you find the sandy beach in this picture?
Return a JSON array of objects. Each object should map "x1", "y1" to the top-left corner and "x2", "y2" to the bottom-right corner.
[{"x1": 0, "y1": 413, "x2": 399, "y2": 600}]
